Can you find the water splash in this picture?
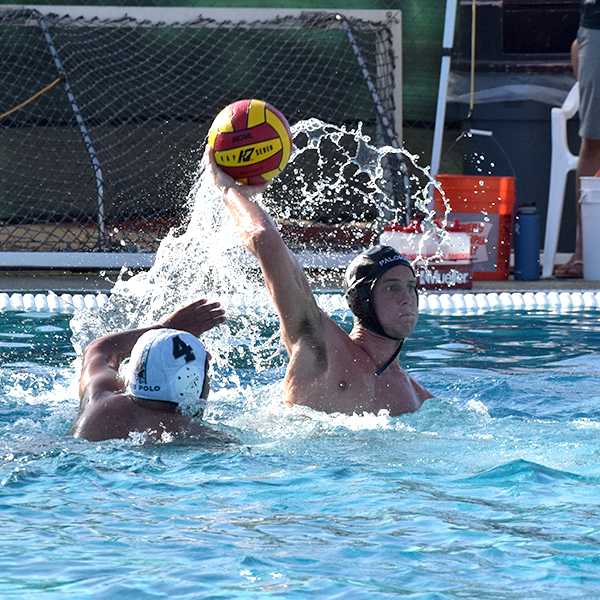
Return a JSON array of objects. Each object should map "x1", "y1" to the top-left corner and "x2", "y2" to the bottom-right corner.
[
  {"x1": 272, "y1": 119, "x2": 444, "y2": 231},
  {"x1": 70, "y1": 119, "x2": 448, "y2": 388}
]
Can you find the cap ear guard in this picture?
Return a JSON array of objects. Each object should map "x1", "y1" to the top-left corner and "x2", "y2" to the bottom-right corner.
[
  {"x1": 173, "y1": 363, "x2": 208, "y2": 417},
  {"x1": 345, "y1": 280, "x2": 388, "y2": 338},
  {"x1": 344, "y1": 245, "x2": 418, "y2": 341},
  {"x1": 174, "y1": 364, "x2": 205, "y2": 403}
]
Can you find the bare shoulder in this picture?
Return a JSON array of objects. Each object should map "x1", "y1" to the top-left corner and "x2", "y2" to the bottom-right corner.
[
  {"x1": 408, "y1": 373, "x2": 433, "y2": 403},
  {"x1": 72, "y1": 391, "x2": 135, "y2": 441},
  {"x1": 322, "y1": 316, "x2": 367, "y2": 357}
]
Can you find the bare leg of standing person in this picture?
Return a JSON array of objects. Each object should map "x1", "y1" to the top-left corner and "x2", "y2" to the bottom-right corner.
[
  {"x1": 556, "y1": 137, "x2": 600, "y2": 278},
  {"x1": 555, "y1": 31, "x2": 600, "y2": 278}
]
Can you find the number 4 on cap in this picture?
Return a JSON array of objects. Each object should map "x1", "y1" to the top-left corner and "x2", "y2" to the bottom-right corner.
[{"x1": 172, "y1": 335, "x2": 195, "y2": 363}]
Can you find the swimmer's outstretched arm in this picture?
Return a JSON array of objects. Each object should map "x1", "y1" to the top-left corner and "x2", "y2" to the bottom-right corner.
[
  {"x1": 206, "y1": 149, "x2": 323, "y2": 354},
  {"x1": 78, "y1": 299, "x2": 225, "y2": 403}
]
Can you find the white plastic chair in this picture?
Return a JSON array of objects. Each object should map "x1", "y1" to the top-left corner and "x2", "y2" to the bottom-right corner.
[{"x1": 542, "y1": 82, "x2": 579, "y2": 278}]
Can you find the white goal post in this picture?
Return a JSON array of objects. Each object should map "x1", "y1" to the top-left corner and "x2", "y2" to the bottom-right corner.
[{"x1": 0, "y1": 5, "x2": 402, "y2": 270}]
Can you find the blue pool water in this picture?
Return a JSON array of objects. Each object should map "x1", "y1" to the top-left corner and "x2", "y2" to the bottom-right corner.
[{"x1": 1, "y1": 303, "x2": 600, "y2": 598}]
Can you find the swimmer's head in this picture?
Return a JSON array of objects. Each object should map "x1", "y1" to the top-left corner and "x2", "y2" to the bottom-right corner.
[
  {"x1": 122, "y1": 328, "x2": 209, "y2": 418},
  {"x1": 344, "y1": 245, "x2": 417, "y2": 340}
]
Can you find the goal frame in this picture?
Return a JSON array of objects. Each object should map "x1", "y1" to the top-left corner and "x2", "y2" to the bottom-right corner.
[{"x1": 0, "y1": 5, "x2": 402, "y2": 270}]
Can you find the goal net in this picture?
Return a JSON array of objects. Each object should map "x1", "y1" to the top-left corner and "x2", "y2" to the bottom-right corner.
[{"x1": 0, "y1": 6, "x2": 401, "y2": 267}]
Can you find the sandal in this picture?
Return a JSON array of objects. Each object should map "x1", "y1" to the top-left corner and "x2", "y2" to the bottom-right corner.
[{"x1": 554, "y1": 258, "x2": 583, "y2": 279}]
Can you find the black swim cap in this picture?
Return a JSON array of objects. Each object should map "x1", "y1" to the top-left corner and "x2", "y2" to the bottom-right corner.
[{"x1": 344, "y1": 245, "x2": 416, "y2": 339}]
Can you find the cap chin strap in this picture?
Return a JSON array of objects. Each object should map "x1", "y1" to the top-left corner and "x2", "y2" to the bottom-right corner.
[
  {"x1": 353, "y1": 279, "x2": 407, "y2": 375},
  {"x1": 374, "y1": 339, "x2": 404, "y2": 376},
  {"x1": 359, "y1": 323, "x2": 404, "y2": 376}
]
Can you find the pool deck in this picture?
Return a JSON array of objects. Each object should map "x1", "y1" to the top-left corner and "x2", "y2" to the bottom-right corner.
[{"x1": 1, "y1": 269, "x2": 599, "y2": 294}]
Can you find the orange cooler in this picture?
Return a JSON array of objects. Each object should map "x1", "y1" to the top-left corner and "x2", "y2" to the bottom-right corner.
[{"x1": 434, "y1": 174, "x2": 516, "y2": 280}]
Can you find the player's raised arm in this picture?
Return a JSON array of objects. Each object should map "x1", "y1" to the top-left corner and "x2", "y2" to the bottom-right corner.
[{"x1": 206, "y1": 149, "x2": 322, "y2": 352}]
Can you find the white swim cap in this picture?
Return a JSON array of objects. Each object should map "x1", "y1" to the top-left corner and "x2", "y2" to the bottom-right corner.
[{"x1": 124, "y1": 328, "x2": 209, "y2": 413}]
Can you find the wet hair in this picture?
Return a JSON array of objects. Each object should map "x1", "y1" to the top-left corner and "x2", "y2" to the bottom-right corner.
[{"x1": 344, "y1": 245, "x2": 417, "y2": 340}]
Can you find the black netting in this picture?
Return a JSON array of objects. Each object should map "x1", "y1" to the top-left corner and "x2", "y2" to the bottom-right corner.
[{"x1": 0, "y1": 9, "x2": 398, "y2": 252}]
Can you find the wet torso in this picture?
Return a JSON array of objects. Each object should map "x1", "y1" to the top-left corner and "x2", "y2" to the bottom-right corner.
[{"x1": 283, "y1": 316, "x2": 431, "y2": 415}]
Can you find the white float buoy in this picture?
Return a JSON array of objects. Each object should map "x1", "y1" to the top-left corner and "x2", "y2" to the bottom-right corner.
[
  {"x1": 523, "y1": 292, "x2": 536, "y2": 307},
  {"x1": 439, "y1": 294, "x2": 452, "y2": 310},
  {"x1": 463, "y1": 294, "x2": 477, "y2": 310},
  {"x1": 0, "y1": 293, "x2": 11, "y2": 311},
  {"x1": 72, "y1": 295, "x2": 85, "y2": 311},
  {"x1": 0, "y1": 289, "x2": 598, "y2": 318},
  {"x1": 34, "y1": 294, "x2": 48, "y2": 311},
  {"x1": 97, "y1": 294, "x2": 109, "y2": 308},
  {"x1": 10, "y1": 293, "x2": 24, "y2": 311},
  {"x1": 427, "y1": 295, "x2": 442, "y2": 311},
  {"x1": 571, "y1": 292, "x2": 583, "y2": 308},
  {"x1": 499, "y1": 292, "x2": 513, "y2": 307},
  {"x1": 547, "y1": 291, "x2": 560, "y2": 305},
  {"x1": 23, "y1": 294, "x2": 35, "y2": 311},
  {"x1": 559, "y1": 292, "x2": 572, "y2": 308},
  {"x1": 487, "y1": 293, "x2": 500, "y2": 308},
  {"x1": 534, "y1": 291, "x2": 548, "y2": 307},
  {"x1": 511, "y1": 292, "x2": 524, "y2": 308},
  {"x1": 451, "y1": 293, "x2": 466, "y2": 310},
  {"x1": 473, "y1": 294, "x2": 488, "y2": 310},
  {"x1": 84, "y1": 294, "x2": 98, "y2": 310},
  {"x1": 582, "y1": 291, "x2": 596, "y2": 308},
  {"x1": 47, "y1": 294, "x2": 61, "y2": 312}
]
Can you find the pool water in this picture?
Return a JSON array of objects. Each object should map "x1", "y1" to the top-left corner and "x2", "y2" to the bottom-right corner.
[{"x1": 1, "y1": 304, "x2": 600, "y2": 599}]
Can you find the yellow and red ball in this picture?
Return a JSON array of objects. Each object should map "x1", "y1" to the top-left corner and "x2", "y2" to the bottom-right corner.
[{"x1": 208, "y1": 99, "x2": 292, "y2": 185}]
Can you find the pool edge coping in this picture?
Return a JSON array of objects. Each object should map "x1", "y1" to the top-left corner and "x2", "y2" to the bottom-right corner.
[{"x1": 1, "y1": 290, "x2": 599, "y2": 314}]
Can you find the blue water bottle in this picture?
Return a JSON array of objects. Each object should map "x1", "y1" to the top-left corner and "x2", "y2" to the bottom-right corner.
[{"x1": 513, "y1": 204, "x2": 540, "y2": 281}]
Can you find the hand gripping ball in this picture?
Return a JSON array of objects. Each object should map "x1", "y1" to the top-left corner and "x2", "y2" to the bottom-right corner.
[{"x1": 208, "y1": 99, "x2": 292, "y2": 185}]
